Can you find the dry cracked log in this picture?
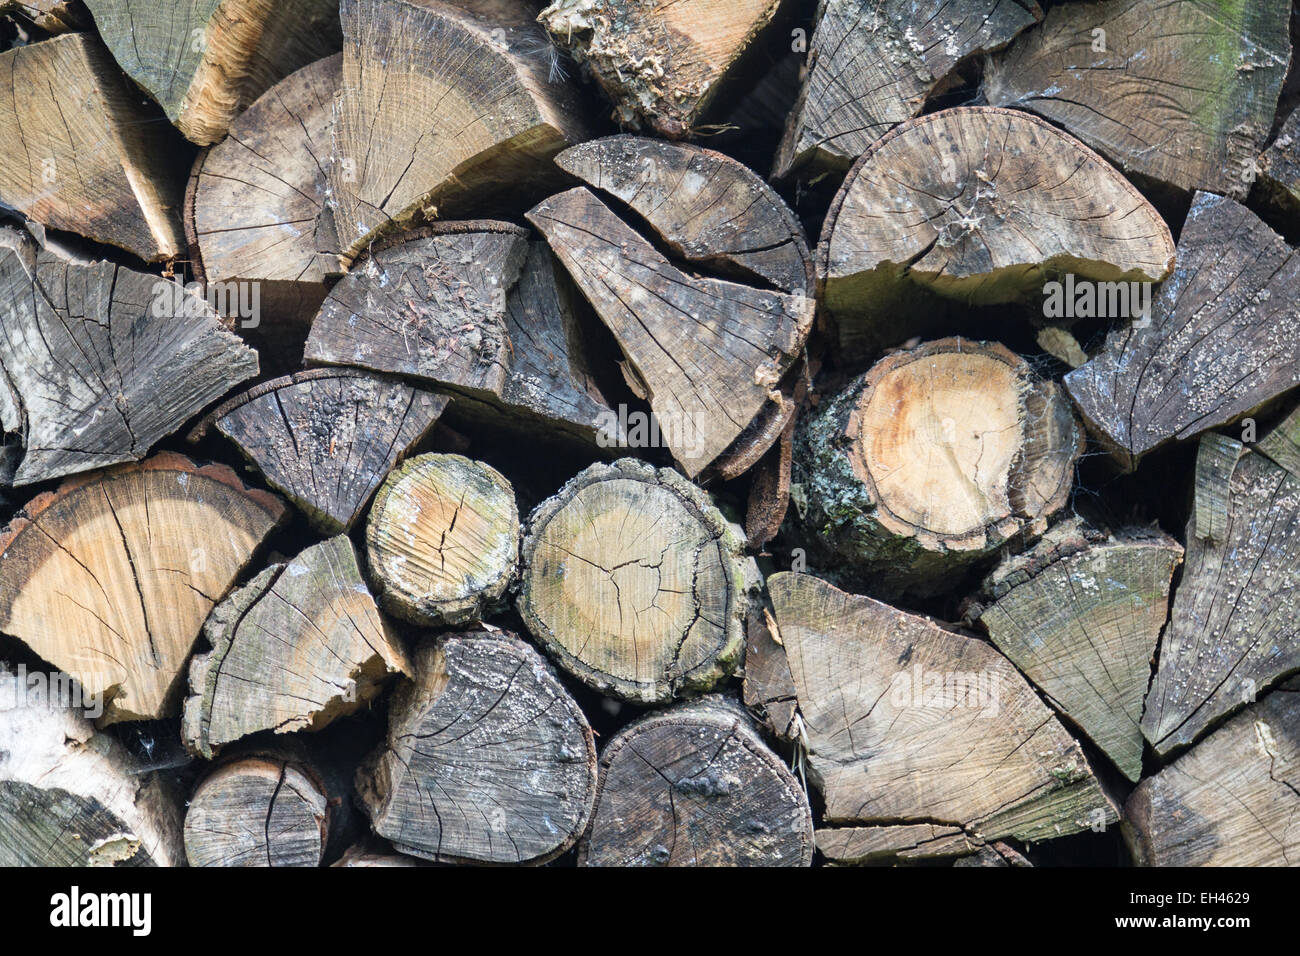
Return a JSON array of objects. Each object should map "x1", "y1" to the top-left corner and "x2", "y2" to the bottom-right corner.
[
  {"x1": 967, "y1": 518, "x2": 1184, "y2": 781},
  {"x1": 818, "y1": 107, "x2": 1175, "y2": 358},
  {"x1": 365, "y1": 453, "x2": 519, "y2": 627},
  {"x1": 83, "y1": 0, "x2": 341, "y2": 145},
  {"x1": 774, "y1": 0, "x2": 1043, "y2": 177},
  {"x1": 0, "y1": 227, "x2": 259, "y2": 486},
  {"x1": 815, "y1": 824, "x2": 979, "y2": 864},
  {"x1": 0, "y1": 1, "x2": 83, "y2": 32},
  {"x1": 356, "y1": 632, "x2": 598, "y2": 865},
  {"x1": 1141, "y1": 430, "x2": 1300, "y2": 758},
  {"x1": 0, "y1": 33, "x2": 184, "y2": 260},
  {"x1": 0, "y1": 664, "x2": 185, "y2": 866},
  {"x1": 539, "y1": 0, "x2": 782, "y2": 138},
  {"x1": 1065, "y1": 192, "x2": 1300, "y2": 470},
  {"x1": 1126, "y1": 679, "x2": 1300, "y2": 866},
  {"x1": 742, "y1": 605, "x2": 798, "y2": 741},
  {"x1": 1256, "y1": 107, "x2": 1300, "y2": 220},
  {"x1": 518, "y1": 458, "x2": 752, "y2": 704},
  {"x1": 0, "y1": 453, "x2": 287, "y2": 724},
  {"x1": 199, "y1": 369, "x2": 449, "y2": 534},
  {"x1": 325, "y1": 0, "x2": 590, "y2": 264},
  {"x1": 182, "y1": 535, "x2": 411, "y2": 759},
  {"x1": 769, "y1": 572, "x2": 1118, "y2": 852},
  {"x1": 789, "y1": 337, "x2": 1081, "y2": 598},
  {"x1": 579, "y1": 696, "x2": 814, "y2": 867},
  {"x1": 986, "y1": 0, "x2": 1290, "y2": 199}
]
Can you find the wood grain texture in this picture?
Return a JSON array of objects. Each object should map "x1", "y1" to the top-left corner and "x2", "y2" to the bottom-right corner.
[
  {"x1": 0, "y1": 0, "x2": 84, "y2": 31},
  {"x1": 1256, "y1": 106, "x2": 1300, "y2": 220},
  {"x1": 816, "y1": 824, "x2": 977, "y2": 864}
]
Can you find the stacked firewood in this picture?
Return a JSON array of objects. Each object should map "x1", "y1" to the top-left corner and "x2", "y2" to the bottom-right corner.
[{"x1": 1, "y1": 0, "x2": 1298, "y2": 868}]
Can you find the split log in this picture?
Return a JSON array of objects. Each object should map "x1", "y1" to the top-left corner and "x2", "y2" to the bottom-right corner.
[
  {"x1": 0, "y1": 664, "x2": 185, "y2": 866},
  {"x1": 0, "y1": 1, "x2": 83, "y2": 32},
  {"x1": 529, "y1": 186, "x2": 813, "y2": 477},
  {"x1": 985, "y1": 0, "x2": 1290, "y2": 199},
  {"x1": 186, "y1": 53, "x2": 343, "y2": 330},
  {"x1": 332, "y1": 841, "x2": 421, "y2": 867},
  {"x1": 769, "y1": 572, "x2": 1119, "y2": 849},
  {"x1": 1065, "y1": 192, "x2": 1300, "y2": 470},
  {"x1": 539, "y1": 0, "x2": 782, "y2": 138},
  {"x1": 182, "y1": 535, "x2": 412, "y2": 759},
  {"x1": 0, "y1": 453, "x2": 287, "y2": 724},
  {"x1": 325, "y1": 0, "x2": 590, "y2": 264},
  {"x1": 0, "y1": 33, "x2": 184, "y2": 260},
  {"x1": 967, "y1": 518, "x2": 1184, "y2": 781},
  {"x1": 742, "y1": 606, "x2": 798, "y2": 741},
  {"x1": 818, "y1": 107, "x2": 1174, "y2": 358},
  {"x1": 1256, "y1": 401, "x2": 1300, "y2": 479},
  {"x1": 1256, "y1": 107, "x2": 1300, "y2": 220},
  {"x1": 1126, "y1": 679, "x2": 1300, "y2": 866},
  {"x1": 365, "y1": 453, "x2": 519, "y2": 627},
  {"x1": 952, "y1": 842, "x2": 1032, "y2": 868},
  {"x1": 0, "y1": 228, "x2": 259, "y2": 486},
  {"x1": 356, "y1": 632, "x2": 598, "y2": 865},
  {"x1": 578, "y1": 697, "x2": 814, "y2": 867},
  {"x1": 789, "y1": 337, "x2": 1081, "y2": 599},
  {"x1": 83, "y1": 0, "x2": 341, "y2": 145},
  {"x1": 1141, "y1": 432, "x2": 1300, "y2": 758},
  {"x1": 518, "y1": 458, "x2": 751, "y2": 704},
  {"x1": 815, "y1": 825, "x2": 978, "y2": 865},
  {"x1": 774, "y1": 0, "x2": 1043, "y2": 177},
  {"x1": 199, "y1": 369, "x2": 449, "y2": 534}
]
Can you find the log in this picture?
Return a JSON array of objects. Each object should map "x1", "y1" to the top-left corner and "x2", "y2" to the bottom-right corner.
[
  {"x1": 355, "y1": 631, "x2": 598, "y2": 865},
  {"x1": 1256, "y1": 401, "x2": 1300, "y2": 479},
  {"x1": 0, "y1": 33, "x2": 184, "y2": 260},
  {"x1": 325, "y1": 0, "x2": 590, "y2": 264},
  {"x1": 332, "y1": 841, "x2": 421, "y2": 867},
  {"x1": 0, "y1": 663, "x2": 185, "y2": 866},
  {"x1": 182, "y1": 535, "x2": 412, "y2": 759},
  {"x1": 0, "y1": 453, "x2": 287, "y2": 724},
  {"x1": 528, "y1": 186, "x2": 813, "y2": 477},
  {"x1": 1065, "y1": 192, "x2": 1300, "y2": 470},
  {"x1": 952, "y1": 842, "x2": 1032, "y2": 868},
  {"x1": 769, "y1": 572, "x2": 1118, "y2": 850},
  {"x1": 789, "y1": 337, "x2": 1081, "y2": 599},
  {"x1": 967, "y1": 518, "x2": 1184, "y2": 781},
  {"x1": 538, "y1": 0, "x2": 783, "y2": 138},
  {"x1": 518, "y1": 458, "x2": 751, "y2": 704},
  {"x1": 82, "y1": 0, "x2": 342, "y2": 145},
  {"x1": 578, "y1": 696, "x2": 814, "y2": 867},
  {"x1": 199, "y1": 369, "x2": 449, "y2": 534},
  {"x1": 774, "y1": 0, "x2": 1043, "y2": 177},
  {"x1": 818, "y1": 107, "x2": 1175, "y2": 358},
  {"x1": 0, "y1": 227, "x2": 259, "y2": 486},
  {"x1": 985, "y1": 0, "x2": 1290, "y2": 199},
  {"x1": 816, "y1": 825, "x2": 978, "y2": 865},
  {"x1": 1141, "y1": 432, "x2": 1300, "y2": 758},
  {"x1": 742, "y1": 605, "x2": 798, "y2": 741},
  {"x1": 1125, "y1": 679, "x2": 1300, "y2": 866},
  {"x1": 365, "y1": 453, "x2": 519, "y2": 627},
  {"x1": 0, "y1": 1, "x2": 83, "y2": 32},
  {"x1": 1256, "y1": 107, "x2": 1300, "y2": 221}
]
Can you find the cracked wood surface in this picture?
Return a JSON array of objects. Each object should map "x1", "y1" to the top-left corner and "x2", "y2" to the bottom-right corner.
[
  {"x1": 518, "y1": 458, "x2": 750, "y2": 704},
  {"x1": 0, "y1": 453, "x2": 287, "y2": 724},
  {"x1": 789, "y1": 337, "x2": 1081, "y2": 598},
  {"x1": 83, "y1": 0, "x2": 341, "y2": 145},
  {"x1": 529, "y1": 187, "x2": 812, "y2": 477},
  {"x1": 0, "y1": 33, "x2": 184, "y2": 260},
  {"x1": 356, "y1": 632, "x2": 598, "y2": 865},
  {"x1": 0, "y1": 663, "x2": 185, "y2": 866},
  {"x1": 769, "y1": 572, "x2": 1117, "y2": 846},
  {"x1": 365, "y1": 453, "x2": 519, "y2": 627},
  {"x1": 1142, "y1": 433, "x2": 1300, "y2": 758},
  {"x1": 970, "y1": 518, "x2": 1183, "y2": 781},
  {"x1": 579, "y1": 696, "x2": 814, "y2": 866},
  {"x1": 1126, "y1": 679, "x2": 1300, "y2": 866},
  {"x1": 775, "y1": 0, "x2": 1042, "y2": 177},
  {"x1": 1066, "y1": 192, "x2": 1300, "y2": 469},
  {"x1": 815, "y1": 824, "x2": 978, "y2": 864},
  {"x1": 986, "y1": 0, "x2": 1290, "y2": 199},
  {"x1": 182, "y1": 535, "x2": 411, "y2": 759},
  {"x1": 0, "y1": 227, "x2": 260, "y2": 486},
  {"x1": 202, "y1": 368, "x2": 448, "y2": 534}
]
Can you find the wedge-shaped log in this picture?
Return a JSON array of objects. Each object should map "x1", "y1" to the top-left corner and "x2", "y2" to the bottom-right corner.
[
  {"x1": 356, "y1": 632, "x2": 598, "y2": 865},
  {"x1": 770, "y1": 572, "x2": 1118, "y2": 849},
  {"x1": 580, "y1": 697, "x2": 814, "y2": 867},
  {"x1": 986, "y1": 0, "x2": 1290, "y2": 199},
  {"x1": 0, "y1": 34, "x2": 184, "y2": 260},
  {"x1": 182, "y1": 536, "x2": 411, "y2": 759},
  {"x1": 0, "y1": 453, "x2": 287, "y2": 724},
  {"x1": 775, "y1": 0, "x2": 1042, "y2": 177},
  {"x1": 1066, "y1": 193, "x2": 1300, "y2": 469},
  {"x1": 969, "y1": 519, "x2": 1183, "y2": 781}
]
